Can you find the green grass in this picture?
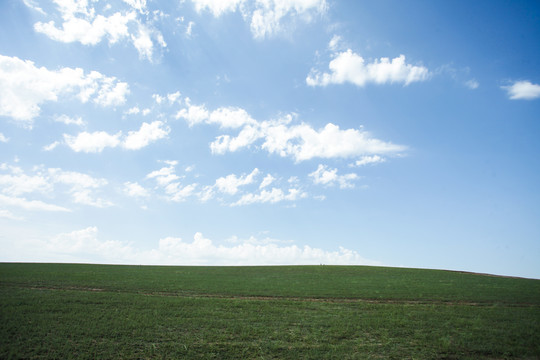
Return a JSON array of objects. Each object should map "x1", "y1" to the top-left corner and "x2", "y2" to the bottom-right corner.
[{"x1": 1, "y1": 263, "x2": 539, "y2": 359}]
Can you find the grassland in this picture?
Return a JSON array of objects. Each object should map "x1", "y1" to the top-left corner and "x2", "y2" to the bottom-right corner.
[{"x1": 1, "y1": 263, "x2": 539, "y2": 359}]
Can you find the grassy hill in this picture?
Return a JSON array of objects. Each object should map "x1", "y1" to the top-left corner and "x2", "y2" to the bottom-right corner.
[{"x1": 1, "y1": 263, "x2": 539, "y2": 359}]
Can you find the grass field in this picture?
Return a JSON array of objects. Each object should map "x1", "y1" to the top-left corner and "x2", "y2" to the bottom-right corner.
[{"x1": 1, "y1": 263, "x2": 539, "y2": 359}]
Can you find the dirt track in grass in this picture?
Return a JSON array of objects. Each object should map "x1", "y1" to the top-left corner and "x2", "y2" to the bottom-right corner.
[{"x1": 22, "y1": 284, "x2": 540, "y2": 308}]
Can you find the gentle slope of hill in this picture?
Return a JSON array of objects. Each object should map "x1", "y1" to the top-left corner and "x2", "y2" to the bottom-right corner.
[{"x1": 1, "y1": 263, "x2": 539, "y2": 359}]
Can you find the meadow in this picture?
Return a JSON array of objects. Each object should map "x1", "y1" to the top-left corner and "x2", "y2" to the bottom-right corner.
[{"x1": 1, "y1": 263, "x2": 539, "y2": 359}]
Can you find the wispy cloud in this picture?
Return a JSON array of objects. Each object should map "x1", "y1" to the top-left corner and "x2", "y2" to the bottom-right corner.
[{"x1": 0, "y1": 194, "x2": 70, "y2": 212}]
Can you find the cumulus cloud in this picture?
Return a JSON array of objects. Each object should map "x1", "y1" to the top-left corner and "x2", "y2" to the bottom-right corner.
[
  {"x1": 31, "y1": 0, "x2": 165, "y2": 61},
  {"x1": 191, "y1": 0, "x2": 245, "y2": 17},
  {"x1": 178, "y1": 101, "x2": 405, "y2": 162},
  {"x1": 233, "y1": 187, "x2": 306, "y2": 206},
  {"x1": 143, "y1": 162, "x2": 306, "y2": 206},
  {"x1": 176, "y1": 102, "x2": 256, "y2": 129},
  {"x1": 156, "y1": 232, "x2": 374, "y2": 265},
  {"x1": 146, "y1": 161, "x2": 197, "y2": 202},
  {"x1": 259, "y1": 174, "x2": 275, "y2": 189},
  {"x1": 0, "y1": 54, "x2": 129, "y2": 127},
  {"x1": 309, "y1": 164, "x2": 358, "y2": 189},
  {"x1": 0, "y1": 163, "x2": 112, "y2": 210},
  {"x1": 502, "y1": 80, "x2": 540, "y2": 100},
  {"x1": 54, "y1": 114, "x2": 85, "y2": 126},
  {"x1": 307, "y1": 50, "x2": 430, "y2": 87},
  {"x1": 64, "y1": 131, "x2": 122, "y2": 153},
  {"x1": 30, "y1": 227, "x2": 379, "y2": 266},
  {"x1": 0, "y1": 133, "x2": 8, "y2": 143},
  {"x1": 123, "y1": 121, "x2": 170, "y2": 150},
  {"x1": 191, "y1": 0, "x2": 327, "y2": 39},
  {"x1": 62, "y1": 121, "x2": 169, "y2": 152},
  {"x1": 123, "y1": 182, "x2": 150, "y2": 198},
  {"x1": 214, "y1": 168, "x2": 260, "y2": 195},
  {"x1": 352, "y1": 155, "x2": 386, "y2": 167}
]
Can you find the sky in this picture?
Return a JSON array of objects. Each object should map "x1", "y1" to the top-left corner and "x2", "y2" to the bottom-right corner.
[{"x1": 0, "y1": 0, "x2": 539, "y2": 278}]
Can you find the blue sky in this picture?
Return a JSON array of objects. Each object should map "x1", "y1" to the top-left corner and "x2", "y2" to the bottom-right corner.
[{"x1": 1, "y1": 0, "x2": 539, "y2": 278}]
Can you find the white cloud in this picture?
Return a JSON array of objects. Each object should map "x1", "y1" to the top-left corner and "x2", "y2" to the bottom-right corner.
[
  {"x1": 43, "y1": 141, "x2": 61, "y2": 151},
  {"x1": 146, "y1": 161, "x2": 197, "y2": 202},
  {"x1": 214, "y1": 168, "x2": 260, "y2": 195},
  {"x1": 21, "y1": 0, "x2": 46, "y2": 15},
  {"x1": 259, "y1": 174, "x2": 275, "y2": 189},
  {"x1": 307, "y1": 50, "x2": 430, "y2": 87},
  {"x1": 0, "y1": 209, "x2": 24, "y2": 221},
  {"x1": 156, "y1": 232, "x2": 376, "y2": 265},
  {"x1": 64, "y1": 131, "x2": 122, "y2": 153},
  {"x1": 131, "y1": 24, "x2": 155, "y2": 61},
  {"x1": 191, "y1": 0, "x2": 246, "y2": 17},
  {"x1": 186, "y1": 21, "x2": 195, "y2": 37},
  {"x1": 123, "y1": 0, "x2": 147, "y2": 14},
  {"x1": 47, "y1": 227, "x2": 135, "y2": 259},
  {"x1": 14, "y1": 227, "x2": 380, "y2": 266},
  {"x1": 328, "y1": 34, "x2": 342, "y2": 51},
  {"x1": 502, "y1": 80, "x2": 540, "y2": 100},
  {"x1": 94, "y1": 77, "x2": 130, "y2": 106},
  {"x1": 167, "y1": 91, "x2": 181, "y2": 104},
  {"x1": 71, "y1": 189, "x2": 114, "y2": 208},
  {"x1": 62, "y1": 121, "x2": 169, "y2": 152},
  {"x1": 123, "y1": 121, "x2": 170, "y2": 150},
  {"x1": 48, "y1": 168, "x2": 113, "y2": 208},
  {"x1": 209, "y1": 107, "x2": 257, "y2": 128},
  {"x1": 0, "y1": 194, "x2": 70, "y2": 212},
  {"x1": 48, "y1": 168, "x2": 107, "y2": 189},
  {"x1": 0, "y1": 55, "x2": 129, "y2": 127},
  {"x1": 146, "y1": 161, "x2": 180, "y2": 186},
  {"x1": 176, "y1": 102, "x2": 256, "y2": 129},
  {"x1": 213, "y1": 118, "x2": 405, "y2": 161},
  {"x1": 164, "y1": 182, "x2": 197, "y2": 202},
  {"x1": 175, "y1": 103, "x2": 209, "y2": 126},
  {"x1": 123, "y1": 181, "x2": 150, "y2": 198},
  {"x1": 32, "y1": 1, "x2": 165, "y2": 61},
  {"x1": 191, "y1": 0, "x2": 327, "y2": 39},
  {"x1": 0, "y1": 167, "x2": 52, "y2": 196},
  {"x1": 465, "y1": 79, "x2": 479, "y2": 90},
  {"x1": 352, "y1": 155, "x2": 386, "y2": 167},
  {"x1": 180, "y1": 102, "x2": 405, "y2": 162},
  {"x1": 34, "y1": 11, "x2": 136, "y2": 46},
  {"x1": 309, "y1": 164, "x2": 358, "y2": 189},
  {"x1": 54, "y1": 114, "x2": 85, "y2": 126},
  {"x1": 233, "y1": 187, "x2": 306, "y2": 206},
  {"x1": 143, "y1": 162, "x2": 306, "y2": 206},
  {"x1": 0, "y1": 133, "x2": 9, "y2": 143},
  {"x1": 0, "y1": 163, "x2": 113, "y2": 210},
  {"x1": 126, "y1": 106, "x2": 140, "y2": 115}
]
